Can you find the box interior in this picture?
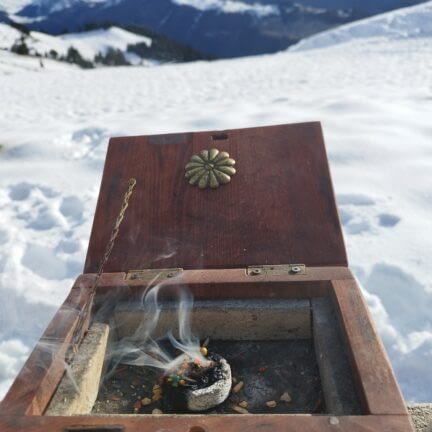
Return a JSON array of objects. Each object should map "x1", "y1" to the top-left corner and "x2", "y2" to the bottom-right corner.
[{"x1": 45, "y1": 293, "x2": 364, "y2": 416}]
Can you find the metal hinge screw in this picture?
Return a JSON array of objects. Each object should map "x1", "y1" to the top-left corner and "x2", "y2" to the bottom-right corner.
[
  {"x1": 251, "y1": 268, "x2": 263, "y2": 276},
  {"x1": 291, "y1": 266, "x2": 303, "y2": 274}
]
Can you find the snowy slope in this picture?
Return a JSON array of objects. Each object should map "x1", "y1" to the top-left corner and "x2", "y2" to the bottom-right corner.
[
  {"x1": 0, "y1": 24, "x2": 152, "y2": 64},
  {"x1": 291, "y1": 0, "x2": 432, "y2": 50},
  {"x1": 0, "y1": 48, "x2": 75, "y2": 71},
  {"x1": 7, "y1": 0, "x2": 111, "y2": 15},
  {"x1": 31, "y1": 26, "x2": 151, "y2": 64},
  {"x1": 171, "y1": 0, "x2": 278, "y2": 16},
  {"x1": 1, "y1": 5, "x2": 432, "y2": 404},
  {"x1": 12, "y1": 0, "x2": 278, "y2": 17},
  {"x1": 0, "y1": 0, "x2": 29, "y2": 14},
  {"x1": 0, "y1": 22, "x2": 21, "y2": 48}
]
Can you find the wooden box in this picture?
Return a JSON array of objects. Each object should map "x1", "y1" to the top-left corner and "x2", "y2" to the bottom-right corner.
[{"x1": 0, "y1": 122, "x2": 414, "y2": 431}]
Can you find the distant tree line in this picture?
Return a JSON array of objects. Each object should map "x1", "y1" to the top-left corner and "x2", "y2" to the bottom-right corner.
[{"x1": 7, "y1": 20, "x2": 211, "y2": 68}]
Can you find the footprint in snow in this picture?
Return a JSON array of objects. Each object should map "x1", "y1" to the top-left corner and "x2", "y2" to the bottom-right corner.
[
  {"x1": 60, "y1": 196, "x2": 84, "y2": 224},
  {"x1": 378, "y1": 213, "x2": 401, "y2": 228},
  {"x1": 337, "y1": 193, "x2": 401, "y2": 235},
  {"x1": 67, "y1": 127, "x2": 108, "y2": 170},
  {"x1": 0, "y1": 230, "x2": 9, "y2": 245}
]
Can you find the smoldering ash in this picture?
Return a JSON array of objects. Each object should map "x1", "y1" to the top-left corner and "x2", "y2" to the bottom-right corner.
[{"x1": 109, "y1": 283, "x2": 232, "y2": 411}]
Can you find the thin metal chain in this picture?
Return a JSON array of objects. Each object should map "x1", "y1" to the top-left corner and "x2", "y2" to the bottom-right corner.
[
  {"x1": 96, "y1": 177, "x2": 137, "y2": 280},
  {"x1": 66, "y1": 177, "x2": 137, "y2": 362}
]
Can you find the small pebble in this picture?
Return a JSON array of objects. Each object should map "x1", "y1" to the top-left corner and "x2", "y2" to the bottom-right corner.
[
  {"x1": 238, "y1": 401, "x2": 248, "y2": 408},
  {"x1": 280, "y1": 392, "x2": 292, "y2": 403},
  {"x1": 232, "y1": 381, "x2": 244, "y2": 393},
  {"x1": 266, "y1": 400, "x2": 277, "y2": 408},
  {"x1": 329, "y1": 417, "x2": 339, "y2": 425},
  {"x1": 231, "y1": 405, "x2": 249, "y2": 414},
  {"x1": 141, "y1": 397, "x2": 152, "y2": 406},
  {"x1": 152, "y1": 408, "x2": 163, "y2": 415}
]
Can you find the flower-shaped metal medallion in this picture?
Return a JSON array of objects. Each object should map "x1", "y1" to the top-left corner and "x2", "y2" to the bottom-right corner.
[{"x1": 185, "y1": 149, "x2": 236, "y2": 189}]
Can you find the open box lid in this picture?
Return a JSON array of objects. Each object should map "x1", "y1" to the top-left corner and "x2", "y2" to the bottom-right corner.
[{"x1": 84, "y1": 122, "x2": 347, "y2": 273}]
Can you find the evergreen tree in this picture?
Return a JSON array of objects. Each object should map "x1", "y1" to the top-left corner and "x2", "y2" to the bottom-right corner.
[
  {"x1": 65, "y1": 46, "x2": 94, "y2": 69},
  {"x1": 11, "y1": 37, "x2": 29, "y2": 56},
  {"x1": 95, "y1": 48, "x2": 130, "y2": 66}
]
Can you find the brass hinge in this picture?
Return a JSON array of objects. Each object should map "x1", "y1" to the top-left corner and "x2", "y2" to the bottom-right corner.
[
  {"x1": 246, "y1": 264, "x2": 306, "y2": 276},
  {"x1": 125, "y1": 268, "x2": 183, "y2": 282}
]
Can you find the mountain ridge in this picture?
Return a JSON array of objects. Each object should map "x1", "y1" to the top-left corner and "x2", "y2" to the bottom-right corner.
[
  {"x1": 1, "y1": 0, "x2": 428, "y2": 58},
  {"x1": 290, "y1": 0, "x2": 432, "y2": 50}
]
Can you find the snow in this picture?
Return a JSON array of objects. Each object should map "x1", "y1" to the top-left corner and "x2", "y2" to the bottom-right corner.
[
  {"x1": 171, "y1": 0, "x2": 278, "y2": 17},
  {"x1": 290, "y1": 0, "x2": 432, "y2": 50},
  {"x1": 0, "y1": 340, "x2": 29, "y2": 399},
  {"x1": 0, "y1": 23, "x2": 22, "y2": 49},
  {"x1": 7, "y1": 0, "x2": 112, "y2": 15},
  {"x1": 0, "y1": 24, "x2": 152, "y2": 63},
  {"x1": 0, "y1": 0, "x2": 30, "y2": 14},
  {"x1": 0, "y1": 48, "x2": 75, "y2": 71},
  {"x1": 1, "y1": 2, "x2": 432, "y2": 404},
  {"x1": 32, "y1": 26, "x2": 152, "y2": 62}
]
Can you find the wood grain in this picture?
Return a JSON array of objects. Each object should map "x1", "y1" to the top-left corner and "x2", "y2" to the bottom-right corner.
[
  {"x1": 0, "y1": 414, "x2": 414, "y2": 432},
  {"x1": 84, "y1": 122, "x2": 347, "y2": 273},
  {"x1": 0, "y1": 284, "x2": 93, "y2": 416},
  {"x1": 331, "y1": 279, "x2": 408, "y2": 416},
  {"x1": 92, "y1": 267, "x2": 352, "y2": 300}
]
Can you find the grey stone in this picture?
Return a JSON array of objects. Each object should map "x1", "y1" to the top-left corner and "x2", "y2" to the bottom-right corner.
[
  {"x1": 409, "y1": 404, "x2": 432, "y2": 432},
  {"x1": 187, "y1": 358, "x2": 232, "y2": 412},
  {"x1": 45, "y1": 323, "x2": 109, "y2": 415},
  {"x1": 115, "y1": 299, "x2": 311, "y2": 341}
]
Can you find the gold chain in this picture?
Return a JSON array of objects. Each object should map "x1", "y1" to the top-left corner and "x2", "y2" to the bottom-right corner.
[
  {"x1": 96, "y1": 177, "x2": 137, "y2": 279},
  {"x1": 66, "y1": 177, "x2": 137, "y2": 362}
]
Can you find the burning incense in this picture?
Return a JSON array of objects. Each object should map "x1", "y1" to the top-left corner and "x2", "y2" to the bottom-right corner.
[{"x1": 110, "y1": 283, "x2": 232, "y2": 411}]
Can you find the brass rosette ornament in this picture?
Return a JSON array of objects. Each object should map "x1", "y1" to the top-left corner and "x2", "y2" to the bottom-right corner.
[{"x1": 185, "y1": 149, "x2": 236, "y2": 189}]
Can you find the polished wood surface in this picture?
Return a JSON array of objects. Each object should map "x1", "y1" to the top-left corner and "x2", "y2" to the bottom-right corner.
[
  {"x1": 0, "y1": 413, "x2": 414, "y2": 432},
  {"x1": 0, "y1": 283, "x2": 94, "y2": 416},
  {"x1": 84, "y1": 122, "x2": 347, "y2": 273},
  {"x1": 0, "y1": 270, "x2": 412, "y2": 432},
  {"x1": 331, "y1": 279, "x2": 408, "y2": 416}
]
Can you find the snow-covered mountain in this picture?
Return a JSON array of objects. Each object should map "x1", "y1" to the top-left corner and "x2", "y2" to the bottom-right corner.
[
  {"x1": 0, "y1": 22, "x2": 209, "y2": 67},
  {"x1": 0, "y1": 3, "x2": 366, "y2": 58},
  {"x1": 289, "y1": 0, "x2": 429, "y2": 15},
  {"x1": 0, "y1": 24, "x2": 154, "y2": 65},
  {"x1": 291, "y1": 0, "x2": 432, "y2": 50},
  {"x1": 11, "y1": 0, "x2": 352, "y2": 58},
  {"x1": 8, "y1": 0, "x2": 429, "y2": 18},
  {"x1": 1, "y1": 0, "x2": 428, "y2": 58},
  {"x1": 0, "y1": 0, "x2": 29, "y2": 15},
  {"x1": 0, "y1": 0, "x2": 432, "y2": 406}
]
